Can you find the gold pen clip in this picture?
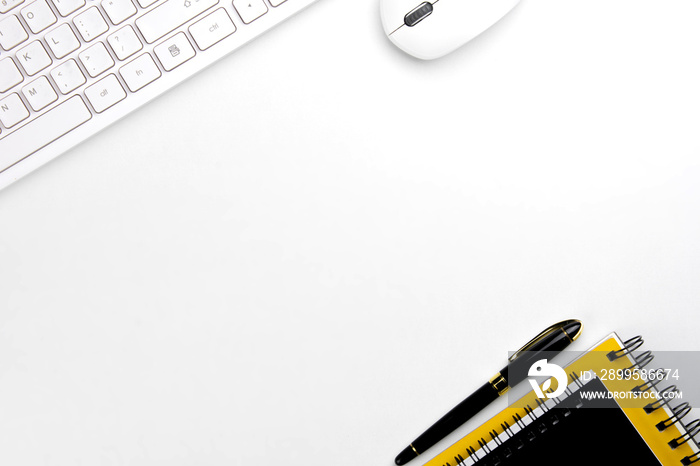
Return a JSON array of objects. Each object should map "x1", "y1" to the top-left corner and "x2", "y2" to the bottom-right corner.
[{"x1": 508, "y1": 319, "x2": 582, "y2": 362}]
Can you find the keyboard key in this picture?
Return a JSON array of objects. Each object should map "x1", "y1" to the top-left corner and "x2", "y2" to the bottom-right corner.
[
  {"x1": 0, "y1": 0, "x2": 24, "y2": 14},
  {"x1": 21, "y1": 75, "x2": 58, "y2": 111},
  {"x1": 232, "y1": 0, "x2": 267, "y2": 24},
  {"x1": 119, "y1": 53, "x2": 160, "y2": 92},
  {"x1": 0, "y1": 57, "x2": 23, "y2": 92},
  {"x1": 50, "y1": 58, "x2": 86, "y2": 94},
  {"x1": 0, "y1": 93, "x2": 30, "y2": 128},
  {"x1": 44, "y1": 23, "x2": 80, "y2": 58},
  {"x1": 79, "y1": 42, "x2": 114, "y2": 77},
  {"x1": 50, "y1": 0, "x2": 84, "y2": 16},
  {"x1": 136, "y1": 0, "x2": 218, "y2": 44},
  {"x1": 84, "y1": 73, "x2": 125, "y2": 113},
  {"x1": 16, "y1": 40, "x2": 52, "y2": 75},
  {"x1": 154, "y1": 32, "x2": 195, "y2": 71},
  {"x1": 107, "y1": 25, "x2": 142, "y2": 60},
  {"x1": 0, "y1": 96, "x2": 91, "y2": 173},
  {"x1": 269, "y1": 0, "x2": 286, "y2": 6},
  {"x1": 73, "y1": 6, "x2": 109, "y2": 41},
  {"x1": 20, "y1": 0, "x2": 56, "y2": 33},
  {"x1": 136, "y1": 0, "x2": 156, "y2": 8},
  {"x1": 101, "y1": 0, "x2": 136, "y2": 25},
  {"x1": 189, "y1": 8, "x2": 235, "y2": 51},
  {"x1": 0, "y1": 15, "x2": 29, "y2": 50}
]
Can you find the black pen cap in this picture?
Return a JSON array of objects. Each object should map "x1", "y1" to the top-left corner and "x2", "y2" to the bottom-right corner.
[{"x1": 500, "y1": 319, "x2": 582, "y2": 386}]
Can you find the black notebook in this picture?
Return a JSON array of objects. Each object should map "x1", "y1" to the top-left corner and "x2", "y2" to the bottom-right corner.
[{"x1": 472, "y1": 377, "x2": 661, "y2": 465}]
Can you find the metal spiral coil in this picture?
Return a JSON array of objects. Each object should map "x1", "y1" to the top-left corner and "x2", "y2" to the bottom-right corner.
[
  {"x1": 620, "y1": 335, "x2": 700, "y2": 465},
  {"x1": 608, "y1": 335, "x2": 644, "y2": 360},
  {"x1": 670, "y1": 419, "x2": 700, "y2": 449},
  {"x1": 644, "y1": 385, "x2": 680, "y2": 413},
  {"x1": 630, "y1": 350, "x2": 655, "y2": 370},
  {"x1": 657, "y1": 402, "x2": 692, "y2": 432}
]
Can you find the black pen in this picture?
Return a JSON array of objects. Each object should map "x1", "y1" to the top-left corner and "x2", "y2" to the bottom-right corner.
[{"x1": 394, "y1": 319, "x2": 583, "y2": 465}]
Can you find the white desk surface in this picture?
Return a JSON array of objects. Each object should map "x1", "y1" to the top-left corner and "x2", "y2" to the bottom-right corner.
[{"x1": 2, "y1": 0, "x2": 700, "y2": 464}]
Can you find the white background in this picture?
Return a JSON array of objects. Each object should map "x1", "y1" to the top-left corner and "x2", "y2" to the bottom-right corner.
[{"x1": 2, "y1": 0, "x2": 700, "y2": 464}]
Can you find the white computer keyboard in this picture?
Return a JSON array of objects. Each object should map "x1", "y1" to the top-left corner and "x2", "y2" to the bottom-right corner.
[{"x1": 0, "y1": 0, "x2": 317, "y2": 190}]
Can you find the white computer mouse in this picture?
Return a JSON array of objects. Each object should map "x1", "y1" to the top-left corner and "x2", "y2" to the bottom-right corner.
[{"x1": 380, "y1": 0, "x2": 520, "y2": 60}]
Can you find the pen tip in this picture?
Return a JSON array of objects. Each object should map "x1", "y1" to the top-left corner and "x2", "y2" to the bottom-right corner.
[
  {"x1": 395, "y1": 446, "x2": 418, "y2": 465},
  {"x1": 562, "y1": 319, "x2": 583, "y2": 341}
]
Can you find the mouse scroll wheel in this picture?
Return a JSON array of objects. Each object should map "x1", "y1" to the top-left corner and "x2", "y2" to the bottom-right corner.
[{"x1": 404, "y1": 2, "x2": 433, "y2": 27}]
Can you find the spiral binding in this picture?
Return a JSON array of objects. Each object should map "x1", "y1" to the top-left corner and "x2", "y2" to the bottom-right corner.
[
  {"x1": 608, "y1": 335, "x2": 700, "y2": 465},
  {"x1": 607, "y1": 335, "x2": 644, "y2": 360}
]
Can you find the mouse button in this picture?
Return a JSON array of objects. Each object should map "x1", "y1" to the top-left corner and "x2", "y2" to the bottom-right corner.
[
  {"x1": 404, "y1": 2, "x2": 433, "y2": 27},
  {"x1": 380, "y1": 0, "x2": 432, "y2": 34}
]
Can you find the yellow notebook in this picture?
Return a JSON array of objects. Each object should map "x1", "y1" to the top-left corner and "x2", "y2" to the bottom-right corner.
[{"x1": 424, "y1": 333, "x2": 700, "y2": 466}]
